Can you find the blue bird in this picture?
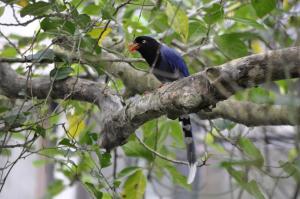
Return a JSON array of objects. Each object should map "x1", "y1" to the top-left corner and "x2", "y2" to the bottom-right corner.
[{"x1": 129, "y1": 36, "x2": 197, "y2": 184}]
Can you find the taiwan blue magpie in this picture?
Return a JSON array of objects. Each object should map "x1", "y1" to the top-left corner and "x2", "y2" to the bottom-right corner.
[{"x1": 129, "y1": 36, "x2": 197, "y2": 184}]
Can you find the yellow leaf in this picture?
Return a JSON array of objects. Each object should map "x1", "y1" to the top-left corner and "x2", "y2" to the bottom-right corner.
[
  {"x1": 17, "y1": 0, "x2": 28, "y2": 7},
  {"x1": 251, "y1": 39, "x2": 263, "y2": 53},
  {"x1": 283, "y1": 0, "x2": 290, "y2": 11},
  {"x1": 288, "y1": 148, "x2": 298, "y2": 161},
  {"x1": 204, "y1": 133, "x2": 214, "y2": 144},
  {"x1": 67, "y1": 114, "x2": 85, "y2": 139},
  {"x1": 121, "y1": 170, "x2": 146, "y2": 199},
  {"x1": 88, "y1": 27, "x2": 112, "y2": 46}
]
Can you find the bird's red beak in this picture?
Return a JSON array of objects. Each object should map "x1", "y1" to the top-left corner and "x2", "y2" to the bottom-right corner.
[{"x1": 128, "y1": 42, "x2": 140, "y2": 52}]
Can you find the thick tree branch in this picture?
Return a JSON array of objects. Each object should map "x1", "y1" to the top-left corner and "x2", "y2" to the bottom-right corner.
[
  {"x1": 198, "y1": 100, "x2": 300, "y2": 126},
  {"x1": 0, "y1": 63, "x2": 122, "y2": 114},
  {"x1": 0, "y1": 47, "x2": 160, "y2": 96},
  {"x1": 100, "y1": 51, "x2": 161, "y2": 95},
  {"x1": 100, "y1": 47, "x2": 300, "y2": 150}
]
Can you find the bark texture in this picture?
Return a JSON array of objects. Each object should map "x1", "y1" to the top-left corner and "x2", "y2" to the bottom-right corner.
[{"x1": 101, "y1": 47, "x2": 300, "y2": 149}]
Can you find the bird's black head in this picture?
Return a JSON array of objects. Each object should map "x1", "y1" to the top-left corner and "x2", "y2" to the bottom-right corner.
[
  {"x1": 129, "y1": 36, "x2": 160, "y2": 53},
  {"x1": 129, "y1": 36, "x2": 161, "y2": 66}
]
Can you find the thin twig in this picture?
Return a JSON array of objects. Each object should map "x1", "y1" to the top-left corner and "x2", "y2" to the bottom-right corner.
[
  {"x1": 0, "y1": 30, "x2": 22, "y2": 55},
  {"x1": 0, "y1": 56, "x2": 144, "y2": 64},
  {"x1": 0, "y1": 133, "x2": 37, "y2": 149},
  {"x1": 135, "y1": 133, "x2": 206, "y2": 167},
  {"x1": 93, "y1": 0, "x2": 133, "y2": 51}
]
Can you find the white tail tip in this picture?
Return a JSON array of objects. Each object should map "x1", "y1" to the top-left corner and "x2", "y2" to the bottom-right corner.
[{"x1": 187, "y1": 163, "x2": 197, "y2": 184}]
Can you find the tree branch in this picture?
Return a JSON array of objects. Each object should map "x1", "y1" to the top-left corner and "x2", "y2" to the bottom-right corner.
[
  {"x1": 100, "y1": 47, "x2": 300, "y2": 150},
  {"x1": 198, "y1": 100, "x2": 300, "y2": 126},
  {"x1": 0, "y1": 45, "x2": 160, "y2": 96},
  {"x1": 0, "y1": 63, "x2": 122, "y2": 114}
]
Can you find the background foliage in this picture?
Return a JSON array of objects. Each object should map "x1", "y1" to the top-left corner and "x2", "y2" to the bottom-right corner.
[{"x1": 0, "y1": 0, "x2": 300, "y2": 198}]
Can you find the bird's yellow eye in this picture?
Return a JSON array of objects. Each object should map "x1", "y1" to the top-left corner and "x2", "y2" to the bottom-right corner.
[{"x1": 142, "y1": 40, "x2": 146, "y2": 44}]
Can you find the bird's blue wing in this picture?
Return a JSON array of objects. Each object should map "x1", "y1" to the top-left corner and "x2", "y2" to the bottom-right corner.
[{"x1": 160, "y1": 45, "x2": 189, "y2": 77}]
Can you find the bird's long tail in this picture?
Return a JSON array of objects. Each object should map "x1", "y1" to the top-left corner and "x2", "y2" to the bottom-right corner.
[{"x1": 179, "y1": 114, "x2": 197, "y2": 184}]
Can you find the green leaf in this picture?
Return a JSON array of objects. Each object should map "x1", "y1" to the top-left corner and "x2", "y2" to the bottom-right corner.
[
  {"x1": 248, "y1": 87, "x2": 275, "y2": 104},
  {"x1": 40, "y1": 17, "x2": 61, "y2": 31},
  {"x1": 204, "y1": 133, "x2": 225, "y2": 153},
  {"x1": 237, "y1": 138, "x2": 264, "y2": 168},
  {"x1": 165, "y1": 163, "x2": 191, "y2": 190},
  {"x1": 229, "y1": 17, "x2": 265, "y2": 29},
  {"x1": 288, "y1": 148, "x2": 298, "y2": 161},
  {"x1": 234, "y1": 4, "x2": 257, "y2": 19},
  {"x1": 39, "y1": 148, "x2": 65, "y2": 157},
  {"x1": 227, "y1": 167, "x2": 247, "y2": 185},
  {"x1": 89, "y1": 132, "x2": 98, "y2": 141},
  {"x1": 20, "y1": 1, "x2": 52, "y2": 17},
  {"x1": 58, "y1": 138, "x2": 76, "y2": 148},
  {"x1": 41, "y1": 18, "x2": 75, "y2": 34},
  {"x1": 83, "y1": 4, "x2": 101, "y2": 16},
  {"x1": 99, "y1": 152, "x2": 112, "y2": 168},
  {"x1": 221, "y1": 159, "x2": 259, "y2": 168},
  {"x1": 188, "y1": 19, "x2": 208, "y2": 41},
  {"x1": 77, "y1": 14, "x2": 91, "y2": 28},
  {"x1": 47, "y1": 180, "x2": 65, "y2": 197},
  {"x1": 280, "y1": 161, "x2": 300, "y2": 182},
  {"x1": 70, "y1": 5, "x2": 79, "y2": 16},
  {"x1": 85, "y1": 182, "x2": 103, "y2": 199},
  {"x1": 0, "y1": 106, "x2": 9, "y2": 114},
  {"x1": 251, "y1": 0, "x2": 276, "y2": 18},
  {"x1": 79, "y1": 131, "x2": 97, "y2": 145},
  {"x1": 149, "y1": 12, "x2": 169, "y2": 33},
  {"x1": 35, "y1": 125, "x2": 46, "y2": 138},
  {"x1": 141, "y1": 119, "x2": 169, "y2": 151},
  {"x1": 0, "y1": 6, "x2": 5, "y2": 17},
  {"x1": 54, "y1": 0, "x2": 66, "y2": 12},
  {"x1": 276, "y1": 79, "x2": 289, "y2": 95},
  {"x1": 165, "y1": 120, "x2": 184, "y2": 147},
  {"x1": 227, "y1": 167, "x2": 266, "y2": 199},
  {"x1": 155, "y1": 158, "x2": 190, "y2": 189},
  {"x1": 121, "y1": 170, "x2": 146, "y2": 199},
  {"x1": 50, "y1": 66, "x2": 74, "y2": 80},
  {"x1": 101, "y1": 3, "x2": 114, "y2": 20},
  {"x1": 32, "y1": 159, "x2": 48, "y2": 167},
  {"x1": 117, "y1": 166, "x2": 141, "y2": 179},
  {"x1": 102, "y1": 192, "x2": 112, "y2": 199},
  {"x1": 62, "y1": 21, "x2": 76, "y2": 35},
  {"x1": 203, "y1": 3, "x2": 224, "y2": 24},
  {"x1": 122, "y1": 139, "x2": 154, "y2": 161},
  {"x1": 0, "y1": 47, "x2": 18, "y2": 58},
  {"x1": 245, "y1": 180, "x2": 265, "y2": 199},
  {"x1": 1, "y1": 149, "x2": 11, "y2": 156},
  {"x1": 165, "y1": 2, "x2": 189, "y2": 42},
  {"x1": 214, "y1": 34, "x2": 248, "y2": 59},
  {"x1": 78, "y1": 153, "x2": 94, "y2": 172},
  {"x1": 80, "y1": 35, "x2": 102, "y2": 55},
  {"x1": 114, "y1": 180, "x2": 121, "y2": 188}
]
